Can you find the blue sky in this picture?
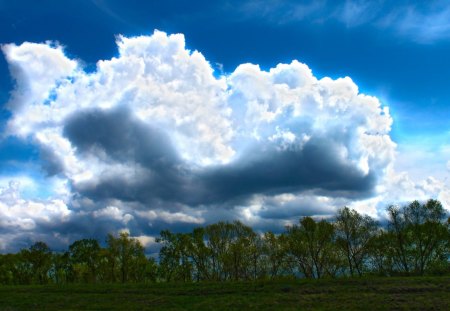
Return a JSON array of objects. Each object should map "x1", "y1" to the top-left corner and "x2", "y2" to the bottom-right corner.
[{"x1": 0, "y1": 0, "x2": 449, "y2": 252}]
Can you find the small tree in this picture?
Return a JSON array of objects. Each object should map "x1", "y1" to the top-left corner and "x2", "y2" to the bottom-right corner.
[
  {"x1": 335, "y1": 207, "x2": 378, "y2": 276},
  {"x1": 387, "y1": 200, "x2": 448, "y2": 275},
  {"x1": 262, "y1": 232, "x2": 289, "y2": 279},
  {"x1": 69, "y1": 239, "x2": 101, "y2": 283},
  {"x1": 107, "y1": 232, "x2": 146, "y2": 283},
  {"x1": 287, "y1": 217, "x2": 339, "y2": 279},
  {"x1": 25, "y1": 241, "x2": 52, "y2": 284}
]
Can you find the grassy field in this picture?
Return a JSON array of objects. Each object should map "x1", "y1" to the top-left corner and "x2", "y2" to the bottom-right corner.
[{"x1": 0, "y1": 276, "x2": 449, "y2": 310}]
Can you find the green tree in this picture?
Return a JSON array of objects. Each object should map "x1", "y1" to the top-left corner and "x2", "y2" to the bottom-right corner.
[
  {"x1": 262, "y1": 232, "x2": 289, "y2": 279},
  {"x1": 96, "y1": 248, "x2": 114, "y2": 282},
  {"x1": 24, "y1": 241, "x2": 52, "y2": 284},
  {"x1": 366, "y1": 229, "x2": 395, "y2": 276},
  {"x1": 287, "y1": 217, "x2": 340, "y2": 279},
  {"x1": 106, "y1": 232, "x2": 146, "y2": 283},
  {"x1": 69, "y1": 239, "x2": 101, "y2": 283},
  {"x1": 157, "y1": 230, "x2": 192, "y2": 282},
  {"x1": 0, "y1": 254, "x2": 17, "y2": 285},
  {"x1": 188, "y1": 227, "x2": 212, "y2": 281},
  {"x1": 204, "y1": 222, "x2": 235, "y2": 281},
  {"x1": 49, "y1": 252, "x2": 71, "y2": 284},
  {"x1": 335, "y1": 207, "x2": 378, "y2": 276},
  {"x1": 203, "y1": 221, "x2": 262, "y2": 281},
  {"x1": 142, "y1": 257, "x2": 159, "y2": 283},
  {"x1": 387, "y1": 200, "x2": 448, "y2": 275}
]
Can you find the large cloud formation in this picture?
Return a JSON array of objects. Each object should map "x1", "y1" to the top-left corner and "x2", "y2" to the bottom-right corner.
[{"x1": 1, "y1": 30, "x2": 434, "y2": 252}]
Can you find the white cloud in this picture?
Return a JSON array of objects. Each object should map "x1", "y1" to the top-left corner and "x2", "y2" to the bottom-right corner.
[
  {"x1": 133, "y1": 235, "x2": 157, "y2": 248},
  {"x1": 236, "y1": 1, "x2": 450, "y2": 43},
  {"x1": 2, "y1": 29, "x2": 448, "y2": 251},
  {"x1": 349, "y1": 167, "x2": 450, "y2": 219},
  {"x1": 4, "y1": 31, "x2": 392, "y2": 202},
  {"x1": 3, "y1": 31, "x2": 396, "y2": 204},
  {"x1": 0, "y1": 175, "x2": 70, "y2": 202},
  {"x1": 228, "y1": 61, "x2": 395, "y2": 177},
  {"x1": 2, "y1": 42, "x2": 77, "y2": 136},
  {"x1": 0, "y1": 181, "x2": 71, "y2": 230},
  {"x1": 93, "y1": 206, "x2": 134, "y2": 224},
  {"x1": 337, "y1": 1, "x2": 450, "y2": 43},
  {"x1": 4, "y1": 31, "x2": 234, "y2": 168},
  {"x1": 379, "y1": 3, "x2": 450, "y2": 43},
  {"x1": 335, "y1": 0, "x2": 381, "y2": 28},
  {"x1": 136, "y1": 209, "x2": 205, "y2": 225}
]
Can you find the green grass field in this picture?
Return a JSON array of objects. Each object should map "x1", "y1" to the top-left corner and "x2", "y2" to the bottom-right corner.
[{"x1": 0, "y1": 277, "x2": 449, "y2": 310}]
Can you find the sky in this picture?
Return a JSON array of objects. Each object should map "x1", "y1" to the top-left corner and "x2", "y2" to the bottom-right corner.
[{"x1": 0, "y1": 0, "x2": 449, "y2": 253}]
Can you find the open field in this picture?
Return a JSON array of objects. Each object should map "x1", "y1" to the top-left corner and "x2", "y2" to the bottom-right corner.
[{"x1": 0, "y1": 276, "x2": 449, "y2": 310}]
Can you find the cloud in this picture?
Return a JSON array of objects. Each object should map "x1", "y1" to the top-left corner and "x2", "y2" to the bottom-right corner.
[
  {"x1": 4, "y1": 30, "x2": 446, "y2": 252},
  {"x1": 1, "y1": 42, "x2": 77, "y2": 120},
  {"x1": 236, "y1": 0, "x2": 450, "y2": 43},
  {"x1": 199, "y1": 137, "x2": 378, "y2": 204},
  {"x1": 253, "y1": 193, "x2": 346, "y2": 221},
  {"x1": 93, "y1": 206, "x2": 134, "y2": 224},
  {"x1": 334, "y1": 0, "x2": 382, "y2": 27},
  {"x1": 0, "y1": 181, "x2": 72, "y2": 250},
  {"x1": 379, "y1": 2, "x2": 450, "y2": 43},
  {"x1": 236, "y1": 0, "x2": 327, "y2": 24}
]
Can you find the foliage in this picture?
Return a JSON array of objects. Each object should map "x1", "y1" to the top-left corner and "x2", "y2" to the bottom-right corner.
[
  {"x1": 0, "y1": 199, "x2": 448, "y2": 285},
  {"x1": 335, "y1": 207, "x2": 378, "y2": 276}
]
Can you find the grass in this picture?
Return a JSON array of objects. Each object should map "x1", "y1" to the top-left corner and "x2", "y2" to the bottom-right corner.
[{"x1": 0, "y1": 276, "x2": 449, "y2": 310}]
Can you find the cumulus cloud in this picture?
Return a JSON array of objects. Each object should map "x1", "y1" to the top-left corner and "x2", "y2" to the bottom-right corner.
[
  {"x1": 0, "y1": 181, "x2": 71, "y2": 250},
  {"x1": 2, "y1": 30, "x2": 446, "y2": 251},
  {"x1": 0, "y1": 179, "x2": 204, "y2": 253}
]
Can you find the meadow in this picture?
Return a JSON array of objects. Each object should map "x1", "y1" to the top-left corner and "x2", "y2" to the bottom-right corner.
[{"x1": 0, "y1": 276, "x2": 449, "y2": 310}]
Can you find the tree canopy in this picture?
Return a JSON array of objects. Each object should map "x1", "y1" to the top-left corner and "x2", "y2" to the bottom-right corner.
[{"x1": 0, "y1": 199, "x2": 448, "y2": 284}]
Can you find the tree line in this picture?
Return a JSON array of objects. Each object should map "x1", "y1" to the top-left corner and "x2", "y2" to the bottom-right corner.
[{"x1": 0, "y1": 199, "x2": 448, "y2": 285}]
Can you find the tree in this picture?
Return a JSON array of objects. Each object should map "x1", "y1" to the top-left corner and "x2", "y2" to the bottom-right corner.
[
  {"x1": 202, "y1": 221, "x2": 263, "y2": 281},
  {"x1": 0, "y1": 198, "x2": 448, "y2": 285},
  {"x1": 0, "y1": 254, "x2": 17, "y2": 285},
  {"x1": 157, "y1": 230, "x2": 192, "y2": 282},
  {"x1": 142, "y1": 257, "x2": 158, "y2": 283},
  {"x1": 262, "y1": 232, "x2": 288, "y2": 279},
  {"x1": 367, "y1": 229, "x2": 395, "y2": 276},
  {"x1": 10, "y1": 251, "x2": 33, "y2": 284},
  {"x1": 246, "y1": 228, "x2": 264, "y2": 280},
  {"x1": 224, "y1": 221, "x2": 262, "y2": 281},
  {"x1": 25, "y1": 241, "x2": 52, "y2": 284},
  {"x1": 69, "y1": 239, "x2": 100, "y2": 283},
  {"x1": 287, "y1": 217, "x2": 340, "y2": 279},
  {"x1": 187, "y1": 227, "x2": 212, "y2": 281},
  {"x1": 49, "y1": 252, "x2": 71, "y2": 284},
  {"x1": 203, "y1": 222, "x2": 234, "y2": 281},
  {"x1": 387, "y1": 200, "x2": 448, "y2": 275},
  {"x1": 96, "y1": 248, "x2": 113, "y2": 283},
  {"x1": 106, "y1": 232, "x2": 146, "y2": 283},
  {"x1": 386, "y1": 205, "x2": 410, "y2": 273},
  {"x1": 335, "y1": 207, "x2": 378, "y2": 276}
]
